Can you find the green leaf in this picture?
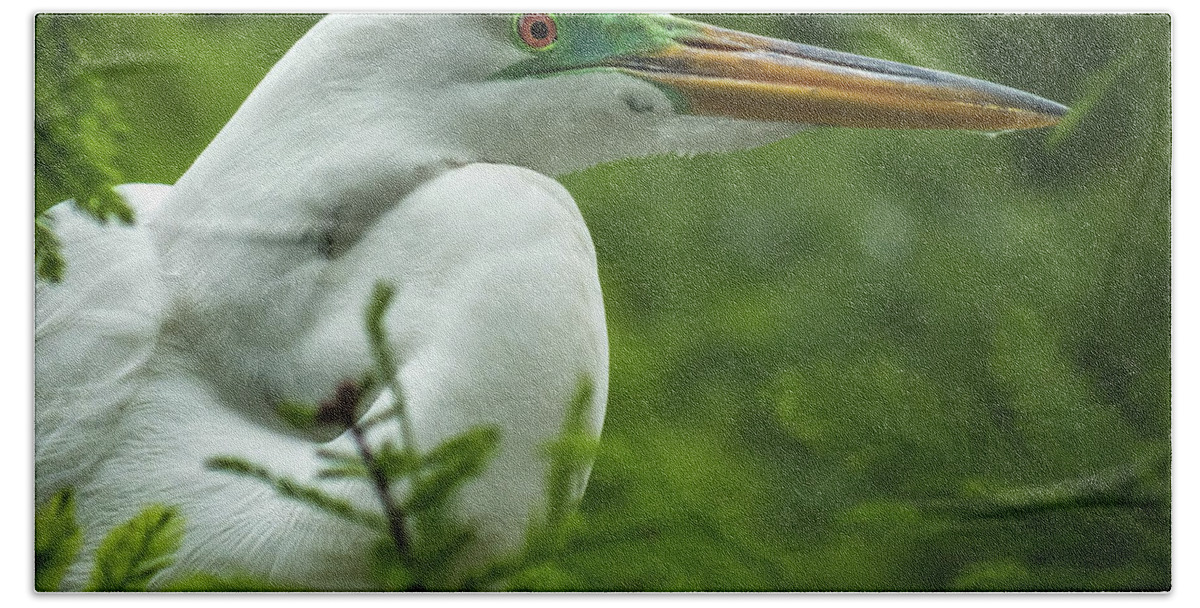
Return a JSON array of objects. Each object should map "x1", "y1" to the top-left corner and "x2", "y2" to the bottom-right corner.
[
  {"x1": 421, "y1": 426, "x2": 502, "y2": 470},
  {"x1": 504, "y1": 562, "x2": 582, "y2": 592},
  {"x1": 405, "y1": 426, "x2": 501, "y2": 514},
  {"x1": 540, "y1": 378, "x2": 599, "y2": 537},
  {"x1": 356, "y1": 403, "x2": 403, "y2": 433},
  {"x1": 35, "y1": 488, "x2": 83, "y2": 592},
  {"x1": 315, "y1": 447, "x2": 362, "y2": 466},
  {"x1": 275, "y1": 399, "x2": 319, "y2": 430},
  {"x1": 369, "y1": 538, "x2": 416, "y2": 591},
  {"x1": 316, "y1": 462, "x2": 370, "y2": 479},
  {"x1": 364, "y1": 281, "x2": 418, "y2": 453},
  {"x1": 376, "y1": 440, "x2": 421, "y2": 481},
  {"x1": 312, "y1": 448, "x2": 362, "y2": 479},
  {"x1": 34, "y1": 217, "x2": 65, "y2": 283},
  {"x1": 85, "y1": 504, "x2": 184, "y2": 591},
  {"x1": 366, "y1": 281, "x2": 398, "y2": 383},
  {"x1": 35, "y1": 17, "x2": 132, "y2": 217},
  {"x1": 207, "y1": 456, "x2": 385, "y2": 531},
  {"x1": 408, "y1": 518, "x2": 478, "y2": 590},
  {"x1": 35, "y1": 16, "x2": 137, "y2": 281},
  {"x1": 205, "y1": 455, "x2": 268, "y2": 476}
]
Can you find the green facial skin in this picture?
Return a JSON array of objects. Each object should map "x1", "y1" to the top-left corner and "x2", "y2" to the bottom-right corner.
[
  {"x1": 496, "y1": 14, "x2": 702, "y2": 79},
  {"x1": 495, "y1": 14, "x2": 701, "y2": 114}
]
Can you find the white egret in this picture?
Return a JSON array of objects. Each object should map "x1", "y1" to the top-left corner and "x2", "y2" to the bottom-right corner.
[{"x1": 35, "y1": 13, "x2": 1065, "y2": 590}]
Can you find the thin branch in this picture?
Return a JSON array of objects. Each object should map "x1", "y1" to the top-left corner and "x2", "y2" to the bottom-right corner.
[
  {"x1": 366, "y1": 282, "x2": 418, "y2": 459},
  {"x1": 349, "y1": 422, "x2": 412, "y2": 561}
]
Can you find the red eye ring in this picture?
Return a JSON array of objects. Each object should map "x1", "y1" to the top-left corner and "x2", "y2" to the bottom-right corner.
[{"x1": 517, "y1": 14, "x2": 557, "y2": 49}]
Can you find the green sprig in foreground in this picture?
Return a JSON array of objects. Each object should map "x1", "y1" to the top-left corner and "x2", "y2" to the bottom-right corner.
[
  {"x1": 37, "y1": 278, "x2": 598, "y2": 591},
  {"x1": 35, "y1": 15, "x2": 136, "y2": 282},
  {"x1": 209, "y1": 281, "x2": 597, "y2": 590},
  {"x1": 35, "y1": 489, "x2": 184, "y2": 592}
]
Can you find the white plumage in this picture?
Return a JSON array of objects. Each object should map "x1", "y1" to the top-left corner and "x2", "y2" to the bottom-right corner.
[{"x1": 40, "y1": 166, "x2": 606, "y2": 588}]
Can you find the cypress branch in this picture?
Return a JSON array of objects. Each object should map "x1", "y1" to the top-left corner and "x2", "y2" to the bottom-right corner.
[{"x1": 206, "y1": 456, "x2": 385, "y2": 531}]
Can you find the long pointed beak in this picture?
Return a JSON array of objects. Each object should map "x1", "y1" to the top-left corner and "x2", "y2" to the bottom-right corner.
[{"x1": 616, "y1": 22, "x2": 1068, "y2": 130}]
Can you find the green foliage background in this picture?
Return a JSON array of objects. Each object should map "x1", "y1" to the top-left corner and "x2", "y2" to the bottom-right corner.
[{"x1": 36, "y1": 13, "x2": 1170, "y2": 590}]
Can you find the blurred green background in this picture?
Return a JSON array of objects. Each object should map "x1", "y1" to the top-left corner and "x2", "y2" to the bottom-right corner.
[{"x1": 35, "y1": 13, "x2": 1170, "y2": 591}]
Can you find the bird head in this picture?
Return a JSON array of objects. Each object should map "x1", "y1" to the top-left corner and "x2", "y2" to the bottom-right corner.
[{"x1": 288, "y1": 13, "x2": 1067, "y2": 177}]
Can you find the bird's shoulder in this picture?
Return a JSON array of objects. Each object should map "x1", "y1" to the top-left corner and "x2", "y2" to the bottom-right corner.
[
  {"x1": 416, "y1": 163, "x2": 579, "y2": 218},
  {"x1": 398, "y1": 162, "x2": 593, "y2": 259}
]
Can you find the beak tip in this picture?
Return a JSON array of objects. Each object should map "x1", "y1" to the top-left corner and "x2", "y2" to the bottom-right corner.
[
  {"x1": 1035, "y1": 97, "x2": 1070, "y2": 124},
  {"x1": 980, "y1": 83, "x2": 1070, "y2": 129}
]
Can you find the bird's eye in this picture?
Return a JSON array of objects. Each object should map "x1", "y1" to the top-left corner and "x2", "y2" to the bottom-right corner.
[{"x1": 516, "y1": 14, "x2": 557, "y2": 50}]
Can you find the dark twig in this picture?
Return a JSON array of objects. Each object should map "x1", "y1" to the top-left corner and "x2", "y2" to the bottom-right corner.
[{"x1": 349, "y1": 422, "x2": 412, "y2": 561}]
